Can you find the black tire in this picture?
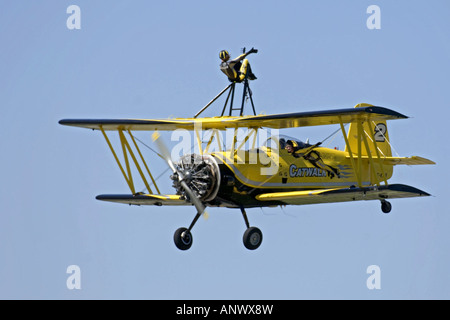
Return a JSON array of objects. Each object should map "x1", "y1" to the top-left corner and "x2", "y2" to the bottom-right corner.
[
  {"x1": 381, "y1": 200, "x2": 392, "y2": 214},
  {"x1": 174, "y1": 227, "x2": 193, "y2": 250},
  {"x1": 243, "y1": 227, "x2": 263, "y2": 250}
]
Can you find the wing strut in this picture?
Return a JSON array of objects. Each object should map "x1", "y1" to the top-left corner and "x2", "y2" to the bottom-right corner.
[
  {"x1": 339, "y1": 116, "x2": 362, "y2": 187},
  {"x1": 366, "y1": 120, "x2": 389, "y2": 185},
  {"x1": 100, "y1": 126, "x2": 160, "y2": 194}
]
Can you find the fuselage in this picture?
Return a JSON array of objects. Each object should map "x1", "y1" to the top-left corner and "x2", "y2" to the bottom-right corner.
[{"x1": 187, "y1": 144, "x2": 394, "y2": 208}]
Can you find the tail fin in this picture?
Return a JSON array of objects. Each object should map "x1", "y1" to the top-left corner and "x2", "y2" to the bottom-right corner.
[
  {"x1": 345, "y1": 103, "x2": 392, "y2": 158},
  {"x1": 345, "y1": 103, "x2": 394, "y2": 182},
  {"x1": 344, "y1": 103, "x2": 434, "y2": 185}
]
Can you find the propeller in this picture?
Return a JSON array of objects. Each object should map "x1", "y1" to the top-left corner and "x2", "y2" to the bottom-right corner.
[{"x1": 151, "y1": 132, "x2": 208, "y2": 219}]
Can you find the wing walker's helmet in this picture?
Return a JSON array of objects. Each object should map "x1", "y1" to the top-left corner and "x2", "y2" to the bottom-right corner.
[{"x1": 219, "y1": 50, "x2": 230, "y2": 61}]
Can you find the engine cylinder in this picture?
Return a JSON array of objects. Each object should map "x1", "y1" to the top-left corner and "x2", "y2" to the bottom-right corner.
[{"x1": 171, "y1": 154, "x2": 220, "y2": 202}]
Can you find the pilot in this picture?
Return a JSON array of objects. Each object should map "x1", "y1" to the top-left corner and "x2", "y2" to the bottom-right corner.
[
  {"x1": 219, "y1": 48, "x2": 258, "y2": 82},
  {"x1": 286, "y1": 140, "x2": 300, "y2": 158}
]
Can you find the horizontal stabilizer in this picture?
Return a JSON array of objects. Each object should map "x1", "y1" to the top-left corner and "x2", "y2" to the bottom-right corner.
[
  {"x1": 383, "y1": 156, "x2": 435, "y2": 165},
  {"x1": 345, "y1": 155, "x2": 435, "y2": 165},
  {"x1": 256, "y1": 184, "x2": 431, "y2": 206},
  {"x1": 96, "y1": 194, "x2": 189, "y2": 206}
]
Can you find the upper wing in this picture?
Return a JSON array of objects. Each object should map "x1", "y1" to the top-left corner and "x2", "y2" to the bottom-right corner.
[
  {"x1": 59, "y1": 105, "x2": 407, "y2": 131},
  {"x1": 255, "y1": 184, "x2": 430, "y2": 206}
]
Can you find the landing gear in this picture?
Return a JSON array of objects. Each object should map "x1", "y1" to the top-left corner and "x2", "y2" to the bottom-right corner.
[
  {"x1": 381, "y1": 200, "x2": 392, "y2": 214},
  {"x1": 174, "y1": 227, "x2": 193, "y2": 250},
  {"x1": 173, "y1": 208, "x2": 203, "y2": 250},
  {"x1": 243, "y1": 227, "x2": 263, "y2": 250},
  {"x1": 173, "y1": 207, "x2": 263, "y2": 251},
  {"x1": 241, "y1": 207, "x2": 263, "y2": 250}
]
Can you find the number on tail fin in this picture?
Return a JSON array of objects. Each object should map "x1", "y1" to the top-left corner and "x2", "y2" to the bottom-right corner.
[{"x1": 374, "y1": 123, "x2": 387, "y2": 142}]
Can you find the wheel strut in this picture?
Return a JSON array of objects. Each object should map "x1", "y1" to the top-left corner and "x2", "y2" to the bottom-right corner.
[
  {"x1": 240, "y1": 207, "x2": 250, "y2": 229},
  {"x1": 174, "y1": 208, "x2": 204, "y2": 251},
  {"x1": 187, "y1": 211, "x2": 202, "y2": 233}
]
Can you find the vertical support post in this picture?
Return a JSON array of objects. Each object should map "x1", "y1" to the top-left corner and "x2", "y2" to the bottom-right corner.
[
  {"x1": 221, "y1": 83, "x2": 235, "y2": 117},
  {"x1": 215, "y1": 129, "x2": 223, "y2": 152},
  {"x1": 230, "y1": 127, "x2": 238, "y2": 159},
  {"x1": 240, "y1": 79, "x2": 248, "y2": 116},
  {"x1": 228, "y1": 84, "x2": 236, "y2": 116},
  {"x1": 357, "y1": 121, "x2": 363, "y2": 187},
  {"x1": 249, "y1": 87, "x2": 256, "y2": 116},
  {"x1": 361, "y1": 122, "x2": 380, "y2": 187},
  {"x1": 251, "y1": 128, "x2": 258, "y2": 149},
  {"x1": 339, "y1": 118, "x2": 361, "y2": 188},
  {"x1": 194, "y1": 123, "x2": 203, "y2": 156}
]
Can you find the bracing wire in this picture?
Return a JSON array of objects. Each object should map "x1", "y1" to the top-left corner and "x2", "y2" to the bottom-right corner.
[
  {"x1": 371, "y1": 120, "x2": 400, "y2": 157},
  {"x1": 321, "y1": 124, "x2": 348, "y2": 147},
  {"x1": 130, "y1": 131, "x2": 197, "y2": 194}
]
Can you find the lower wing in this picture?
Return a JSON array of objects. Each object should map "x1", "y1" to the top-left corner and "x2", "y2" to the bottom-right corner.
[
  {"x1": 256, "y1": 184, "x2": 431, "y2": 206},
  {"x1": 96, "y1": 194, "x2": 189, "y2": 206}
]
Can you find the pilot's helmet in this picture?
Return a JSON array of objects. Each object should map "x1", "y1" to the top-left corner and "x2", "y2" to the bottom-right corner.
[
  {"x1": 219, "y1": 50, "x2": 230, "y2": 61},
  {"x1": 286, "y1": 140, "x2": 298, "y2": 148}
]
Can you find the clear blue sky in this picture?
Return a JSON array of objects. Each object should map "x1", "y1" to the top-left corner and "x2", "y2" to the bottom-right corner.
[{"x1": 0, "y1": 0, "x2": 448, "y2": 299}]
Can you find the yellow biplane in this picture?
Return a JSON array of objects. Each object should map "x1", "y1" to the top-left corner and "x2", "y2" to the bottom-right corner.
[{"x1": 60, "y1": 81, "x2": 435, "y2": 251}]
